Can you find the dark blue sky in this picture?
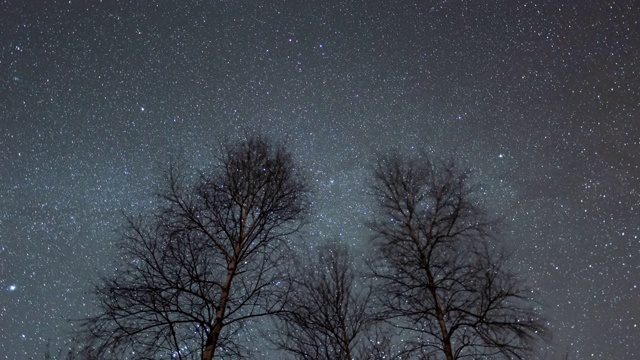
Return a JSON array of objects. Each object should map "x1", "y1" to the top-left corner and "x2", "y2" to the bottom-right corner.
[{"x1": 1, "y1": 0, "x2": 639, "y2": 358}]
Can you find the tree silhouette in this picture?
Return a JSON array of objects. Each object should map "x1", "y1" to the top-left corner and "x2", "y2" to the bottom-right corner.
[
  {"x1": 368, "y1": 156, "x2": 548, "y2": 360},
  {"x1": 271, "y1": 241, "x2": 392, "y2": 360},
  {"x1": 77, "y1": 138, "x2": 309, "y2": 360}
]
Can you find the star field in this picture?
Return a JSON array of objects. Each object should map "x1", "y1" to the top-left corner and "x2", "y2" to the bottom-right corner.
[{"x1": 1, "y1": 0, "x2": 639, "y2": 358}]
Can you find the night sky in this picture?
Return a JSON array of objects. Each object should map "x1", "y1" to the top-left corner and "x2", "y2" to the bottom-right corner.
[{"x1": 1, "y1": 0, "x2": 639, "y2": 358}]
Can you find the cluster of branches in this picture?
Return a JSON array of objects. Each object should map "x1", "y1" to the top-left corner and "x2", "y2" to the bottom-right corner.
[
  {"x1": 76, "y1": 137, "x2": 548, "y2": 360},
  {"x1": 269, "y1": 241, "x2": 392, "y2": 360},
  {"x1": 368, "y1": 156, "x2": 549, "y2": 359},
  {"x1": 77, "y1": 138, "x2": 309, "y2": 360}
]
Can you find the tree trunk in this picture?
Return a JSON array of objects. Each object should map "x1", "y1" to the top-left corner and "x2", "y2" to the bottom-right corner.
[
  {"x1": 435, "y1": 303, "x2": 454, "y2": 360},
  {"x1": 428, "y1": 271, "x2": 454, "y2": 360},
  {"x1": 202, "y1": 260, "x2": 237, "y2": 360}
]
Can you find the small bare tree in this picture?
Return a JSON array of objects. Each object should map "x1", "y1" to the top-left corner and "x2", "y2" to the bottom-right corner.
[
  {"x1": 368, "y1": 156, "x2": 548, "y2": 360},
  {"x1": 78, "y1": 138, "x2": 309, "y2": 360},
  {"x1": 272, "y1": 241, "x2": 391, "y2": 360}
]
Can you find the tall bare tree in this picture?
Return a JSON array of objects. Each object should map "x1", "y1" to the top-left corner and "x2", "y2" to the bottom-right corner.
[
  {"x1": 368, "y1": 156, "x2": 548, "y2": 360},
  {"x1": 272, "y1": 241, "x2": 391, "y2": 360},
  {"x1": 78, "y1": 138, "x2": 309, "y2": 360}
]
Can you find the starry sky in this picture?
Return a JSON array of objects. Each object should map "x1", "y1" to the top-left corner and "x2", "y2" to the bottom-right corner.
[{"x1": 1, "y1": 0, "x2": 639, "y2": 358}]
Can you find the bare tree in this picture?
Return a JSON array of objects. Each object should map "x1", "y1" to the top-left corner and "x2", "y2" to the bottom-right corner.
[
  {"x1": 77, "y1": 138, "x2": 309, "y2": 360},
  {"x1": 368, "y1": 156, "x2": 548, "y2": 360},
  {"x1": 271, "y1": 241, "x2": 391, "y2": 360}
]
